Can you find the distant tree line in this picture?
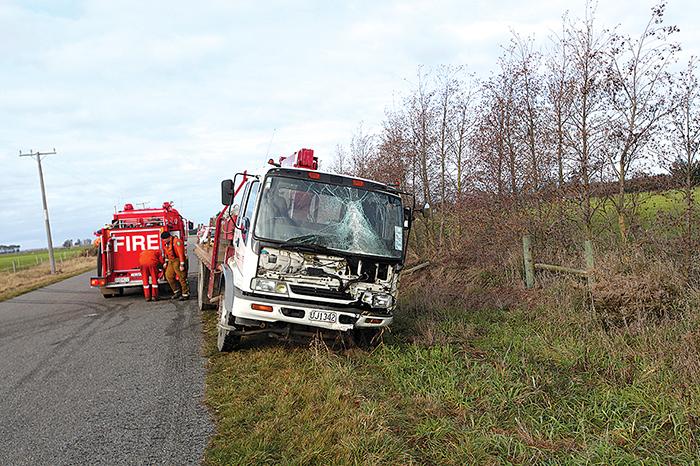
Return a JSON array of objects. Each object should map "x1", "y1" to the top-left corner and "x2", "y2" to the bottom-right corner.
[
  {"x1": 62, "y1": 239, "x2": 93, "y2": 248},
  {"x1": 0, "y1": 245, "x2": 20, "y2": 254}
]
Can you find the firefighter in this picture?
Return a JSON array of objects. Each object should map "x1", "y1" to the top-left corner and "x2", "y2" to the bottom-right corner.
[
  {"x1": 138, "y1": 248, "x2": 164, "y2": 302},
  {"x1": 161, "y1": 231, "x2": 190, "y2": 300}
]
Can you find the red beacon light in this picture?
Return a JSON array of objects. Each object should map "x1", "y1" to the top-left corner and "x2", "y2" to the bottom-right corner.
[{"x1": 278, "y1": 148, "x2": 318, "y2": 170}]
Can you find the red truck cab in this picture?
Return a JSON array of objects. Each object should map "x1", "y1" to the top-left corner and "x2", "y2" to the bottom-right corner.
[{"x1": 90, "y1": 202, "x2": 187, "y2": 298}]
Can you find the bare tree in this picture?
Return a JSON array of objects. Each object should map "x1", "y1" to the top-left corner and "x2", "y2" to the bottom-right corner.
[
  {"x1": 450, "y1": 75, "x2": 477, "y2": 201},
  {"x1": 332, "y1": 143, "x2": 349, "y2": 175},
  {"x1": 603, "y1": 2, "x2": 679, "y2": 240},
  {"x1": 546, "y1": 14, "x2": 575, "y2": 188},
  {"x1": 406, "y1": 68, "x2": 437, "y2": 209},
  {"x1": 661, "y1": 59, "x2": 700, "y2": 275},
  {"x1": 563, "y1": 4, "x2": 611, "y2": 239},
  {"x1": 512, "y1": 33, "x2": 549, "y2": 195}
]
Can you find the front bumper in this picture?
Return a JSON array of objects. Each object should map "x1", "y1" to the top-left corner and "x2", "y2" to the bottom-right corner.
[{"x1": 231, "y1": 287, "x2": 393, "y2": 332}]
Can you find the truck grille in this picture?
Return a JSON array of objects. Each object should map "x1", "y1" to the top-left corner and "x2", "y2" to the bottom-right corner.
[{"x1": 289, "y1": 285, "x2": 352, "y2": 300}]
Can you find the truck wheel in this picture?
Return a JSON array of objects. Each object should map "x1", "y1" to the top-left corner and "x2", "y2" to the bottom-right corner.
[
  {"x1": 198, "y1": 261, "x2": 214, "y2": 311},
  {"x1": 217, "y1": 288, "x2": 240, "y2": 352}
]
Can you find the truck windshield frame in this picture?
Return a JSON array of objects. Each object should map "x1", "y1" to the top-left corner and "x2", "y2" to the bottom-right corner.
[{"x1": 253, "y1": 174, "x2": 405, "y2": 260}]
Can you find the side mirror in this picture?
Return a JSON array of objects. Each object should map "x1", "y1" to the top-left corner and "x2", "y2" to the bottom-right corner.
[
  {"x1": 221, "y1": 179, "x2": 235, "y2": 205},
  {"x1": 419, "y1": 203, "x2": 431, "y2": 218}
]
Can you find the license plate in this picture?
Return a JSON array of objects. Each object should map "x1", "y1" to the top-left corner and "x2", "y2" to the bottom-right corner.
[
  {"x1": 309, "y1": 310, "x2": 337, "y2": 323},
  {"x1": 114, "y1": 277, "x2": 130, "y2": 284}
]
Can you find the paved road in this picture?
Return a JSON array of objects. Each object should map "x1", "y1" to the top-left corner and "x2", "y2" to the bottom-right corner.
[{"x1": 0, "y1": 252, "x2": 213, "y2": 465}]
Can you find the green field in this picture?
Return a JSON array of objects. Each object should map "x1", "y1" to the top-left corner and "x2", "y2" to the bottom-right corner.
[
  {"x1": 203, "y1": 297, "x2": 700, "y2": 464},
  {"x1": 0, "y1": 247, "x2": 91, "y2": 273},
  {"x1": 591, "y1": 188, "x2": 700, "y2": 229}
]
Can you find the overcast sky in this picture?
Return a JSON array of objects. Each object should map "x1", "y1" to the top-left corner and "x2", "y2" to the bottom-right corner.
[{"x1": 1, "y1": 0, "x2": 699, "y2": 249}]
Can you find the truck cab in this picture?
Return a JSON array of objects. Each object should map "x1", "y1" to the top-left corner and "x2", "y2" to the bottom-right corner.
[{"x1": 203, "y1": 149, "x2": 412, "y2": 351}]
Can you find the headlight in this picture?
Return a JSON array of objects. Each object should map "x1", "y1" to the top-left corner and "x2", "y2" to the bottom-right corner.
[
  {"x1": 251, "y1": 278, "x2": 288, "y2": 295},
  {"x1": 372, "y1": 293, "x2": 393, "y2": 308},
  {"x1": 361, "y1": 291, "x2": 393, "y2": 309}
]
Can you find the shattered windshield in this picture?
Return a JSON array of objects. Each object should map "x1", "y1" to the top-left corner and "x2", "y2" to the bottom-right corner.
[{"x1": 254, "y1": 175, "x2": 404, "y2": 259}]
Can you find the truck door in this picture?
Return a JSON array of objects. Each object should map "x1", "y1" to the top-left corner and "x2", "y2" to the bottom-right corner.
[{"x1": 232, "y1": 180, "x2": 260, "y2": 289}]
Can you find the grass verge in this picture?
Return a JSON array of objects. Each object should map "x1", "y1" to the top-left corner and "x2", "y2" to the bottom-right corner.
[
  {"x1": 0, "y1": 256, "x2": 95, "y2": 302},
  {"x1": 203, "y1": 295, "x2": 700, "y2": 465}
]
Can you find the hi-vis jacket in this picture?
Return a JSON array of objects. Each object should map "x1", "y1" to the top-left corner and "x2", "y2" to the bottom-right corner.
[
  {"x1": 139, "y1": 249, "x2": 164, "y2": 267},
  {"x1": 163, "y1": 237, "x2": 186, "y2": 262}
]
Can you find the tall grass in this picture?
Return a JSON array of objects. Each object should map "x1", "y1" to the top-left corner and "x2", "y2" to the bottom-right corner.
[{"x1": 203, "y1": 263, "x2": 700, "y2": 464}]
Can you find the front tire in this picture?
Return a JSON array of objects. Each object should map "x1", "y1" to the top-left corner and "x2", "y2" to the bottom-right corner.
[{"x1": 217, "y1": 286, "x2": 240, "y2": 352}]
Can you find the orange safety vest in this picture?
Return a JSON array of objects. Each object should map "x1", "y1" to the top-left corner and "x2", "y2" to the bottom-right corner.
[
  {"x1": 163, "y1": 237, "x2": 185, "y2": 262},
  {"x1": 139, "y1": 249, "x2": 164, "y2": 267}
]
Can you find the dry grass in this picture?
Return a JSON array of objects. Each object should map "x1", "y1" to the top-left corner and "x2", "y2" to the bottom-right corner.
[
  {"x1": 589, "y1": 251, "x2": 688, "y2": 330},
  {"x1": 0, "y1": 256, "x2": 95, "y2": 302}
]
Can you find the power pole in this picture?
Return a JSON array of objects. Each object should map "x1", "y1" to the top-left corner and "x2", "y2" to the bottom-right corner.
[{"x1": 20, "y1": 149, "x2": 57, "y2": 274}]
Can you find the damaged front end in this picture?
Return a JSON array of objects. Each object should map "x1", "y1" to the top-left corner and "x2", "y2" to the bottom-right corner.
[{"x1": 252, "y1": 246, "x2": 399, "y2": 321}]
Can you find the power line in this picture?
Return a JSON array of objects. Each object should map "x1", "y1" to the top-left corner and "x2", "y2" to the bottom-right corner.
[
  {"x1": 265, "y1": 128, "x2": 277, "y2": 159},
  {"x1": 19, "y1": 148, "x2": 57, "y2": 274}
]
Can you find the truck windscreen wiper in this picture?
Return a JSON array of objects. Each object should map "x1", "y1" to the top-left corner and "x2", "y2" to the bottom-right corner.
[{"x1": 277, "y1": 237, "x2": 335, "y2": 255}]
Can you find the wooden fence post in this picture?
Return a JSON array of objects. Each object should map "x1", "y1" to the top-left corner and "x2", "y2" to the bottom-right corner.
[
  {"x1": 522, "y1": 235, "x2": 535, "y2": 289},
  {"x1": 12, "y1": 260, "x2": 16, "y2": 273}
]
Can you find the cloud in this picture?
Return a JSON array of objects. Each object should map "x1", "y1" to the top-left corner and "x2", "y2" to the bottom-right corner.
[{"x1": 1, "y1": 0, "x2": 700, "y2": 248}]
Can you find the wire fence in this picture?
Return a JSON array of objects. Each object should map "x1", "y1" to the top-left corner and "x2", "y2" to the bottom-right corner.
[{"x1": 0, "y1": 248, "x2": 94, "y2": 274}]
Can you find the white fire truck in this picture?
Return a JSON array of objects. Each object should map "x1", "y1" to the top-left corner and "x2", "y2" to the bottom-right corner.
[{"x1": 194, "y1": 149, "x2": 414, "y2": 351}]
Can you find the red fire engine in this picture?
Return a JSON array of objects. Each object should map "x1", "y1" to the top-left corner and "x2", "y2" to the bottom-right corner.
[{"x1": 90, "y1": 202, "x2": 187, "y2": 298}]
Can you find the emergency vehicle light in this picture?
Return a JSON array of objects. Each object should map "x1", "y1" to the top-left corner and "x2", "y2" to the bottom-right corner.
[
  {"x1": 308, "y1": 172, "x2": 321, "y2": 180},
  {"x1": 279, "y1": 148, "x2": 318, "y2": 170},
  {"x1": 352, "y1": 179, "x2": 364, "y2": 187}
]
